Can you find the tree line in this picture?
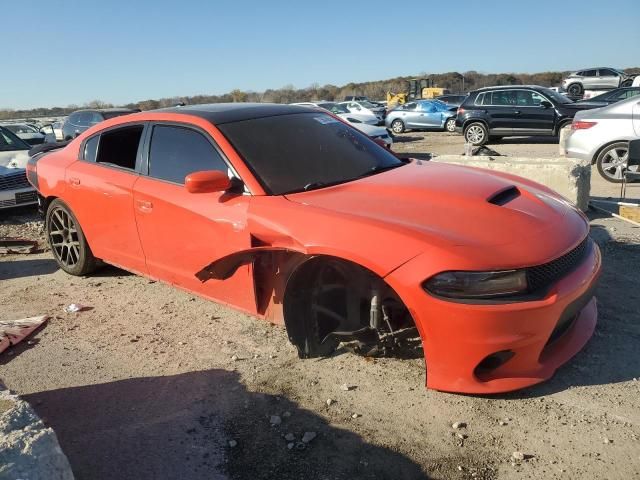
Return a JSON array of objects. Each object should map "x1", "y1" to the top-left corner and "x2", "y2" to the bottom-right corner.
[{"x1": 2, "y1": 68, "x2": 639, "y2": 121}]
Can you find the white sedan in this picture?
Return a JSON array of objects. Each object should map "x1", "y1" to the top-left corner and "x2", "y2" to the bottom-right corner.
[
  {"x1": 565, "y1": 95, "x2": 640, "y2": 182},
  {"x1": 0, "y1": 127, "x2": 37, "y2": 209},
  {"x1": 291, "y1": 102, "x2": 393, "y2": 147},
  {"x1": 337, "y1": 101, "x2": 384, "y2": 125}
]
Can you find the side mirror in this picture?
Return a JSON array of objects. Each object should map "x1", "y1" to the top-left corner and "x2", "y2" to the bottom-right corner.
[
  {"x1": 540, "y1": 100, "x2": 552, "y2": 109},
  {"x1": 185, "y1": 170, "x2": 232, "y2": 193}
]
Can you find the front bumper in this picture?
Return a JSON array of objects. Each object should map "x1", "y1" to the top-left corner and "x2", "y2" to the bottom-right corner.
[
  {"x1": 386, "y1": 239, "x2": 602, "y2": 394},
  {"x1": 0, "y1": 187, "x2": 38, "y2": 210}
]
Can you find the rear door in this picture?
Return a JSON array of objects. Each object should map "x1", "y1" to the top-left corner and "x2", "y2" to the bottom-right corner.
[
  {"x1": 63, "y1": 124, "x2": 147, "y2": 273},
  {"x1": 416, "y1": 102, "x2": 442, "y2": 127},
  {"x1": 132, "y1": 123, "x2": 255, "y2": 311},
  {"x1": 478, "y1": 90, "x2": 517, "y2": 135},
  {"x1": 598, "y1": 69, "x2": 620, "y2": 88}
]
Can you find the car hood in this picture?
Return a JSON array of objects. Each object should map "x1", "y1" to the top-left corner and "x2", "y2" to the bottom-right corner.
[
  {"x1": 285, "y1": 161, "x2": 587, "y2": 265},
  {"x1": 345, "y1": 121, "x2": 387, "y2": 136},
  {"x1": 575, "y1": 101, "x2": 609, "y2": 108},
  {"x1": 0, "y1": 150, "x2": 30, "y2": 171},
  {"x1": 559, "y1": 102, "x2": 598, "y2": 112}
]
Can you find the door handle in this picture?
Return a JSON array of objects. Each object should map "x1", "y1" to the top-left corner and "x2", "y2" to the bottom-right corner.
[
  {"x1": 69, "y1": 177, "x2": 80, "y2": 187},
  {"x1": 136, "y1": 199, "x2": 153, "y2": 213}
]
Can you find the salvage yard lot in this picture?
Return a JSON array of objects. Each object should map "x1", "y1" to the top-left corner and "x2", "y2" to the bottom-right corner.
[{"x1": 1, "y1": 133, "x2": 640, "y2": 480}]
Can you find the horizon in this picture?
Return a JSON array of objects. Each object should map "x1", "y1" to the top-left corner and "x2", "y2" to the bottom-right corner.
[{"x1": 3, "y1": 0, "x2": 639, "y2": 110}]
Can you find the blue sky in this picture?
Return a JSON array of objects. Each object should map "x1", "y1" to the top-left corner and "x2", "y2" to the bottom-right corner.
[{"x1": 3, "y1": 0, "x2": 639, "y2": 109}]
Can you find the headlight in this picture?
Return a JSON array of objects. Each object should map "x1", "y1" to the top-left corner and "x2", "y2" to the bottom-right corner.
[{"x1": 423, "y1": 270, "x2": 528, "y2": 300}]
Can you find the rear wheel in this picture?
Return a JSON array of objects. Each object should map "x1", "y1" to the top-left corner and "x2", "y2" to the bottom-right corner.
[
  {"x1": 596, "y1": 142, "x2": 637, "y2": 183},
  {"x1": 445, "y1": 117, "x2": 456, "y2": 133},
  {"x1": 46, "y1": 199, "x2": 98, "y2": 275},
  {"x1": 464, "y1": 122, "x2": 488, "y2": 146},
  {"x1": 391, "y1": 119, "x2": 405, "y2": 134},
  {"x1": 567, "y1": 83, "x2": 583, "y2": 96}
]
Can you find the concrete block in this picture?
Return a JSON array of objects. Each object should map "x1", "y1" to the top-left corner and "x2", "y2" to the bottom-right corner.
[
  {"x1": 431, "y1": 155, "x2": 591, "y2": 211},
  {"x1": 0, "y1": 389, "x2": 74, "y2": 480}
]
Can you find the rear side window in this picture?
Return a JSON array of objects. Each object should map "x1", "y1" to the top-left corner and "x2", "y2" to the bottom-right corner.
[
  {"x1": 474, "y1": 93, "x2": 486, "y2": 105},
  {"x1": 96, "y1": 125, "x2": 144, "y2": 170},
  {"x1": 583, "y1": 69, "x2": 597, "y2": 77},
  {"x1": 148, "y1": 125, "x2": 228, "y2": 184},
  {"x1": 83, "y1": 136, "x2": 99, "y2": 162}
]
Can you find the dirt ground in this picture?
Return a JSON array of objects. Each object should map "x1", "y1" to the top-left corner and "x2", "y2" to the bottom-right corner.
[{"x1": 1, "y1": 132, "x2": 640, "y2": 480}]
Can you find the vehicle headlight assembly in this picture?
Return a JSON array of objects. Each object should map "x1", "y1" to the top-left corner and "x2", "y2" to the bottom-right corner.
[{"x1": 423, "y1": 270, "x2": 528, "y2": 300}]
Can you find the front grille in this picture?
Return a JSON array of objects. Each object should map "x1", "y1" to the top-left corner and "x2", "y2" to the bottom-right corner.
[
  {"x1": 15, "y1": 191, "x2": 37, "y2": 204},
  {"x1": 0, "y1": 171, "x2": 30, "y2": 191},
  {"x1": 526, "y1": 237, "x2": 590, "y2": 292}
]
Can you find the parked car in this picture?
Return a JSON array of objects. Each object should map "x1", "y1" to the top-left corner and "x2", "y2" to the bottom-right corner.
[
  {"x1": 435, "y1": 94, "x2": 467, "y2": 107},
  {"x1": 39, "y1": 121, "x2": 64, "y2": 142},
  {"x1": 291, "y1": 102, "x2": 393, "y2": 147},
  {"x1": 61, "y1": 108, "x2": 139, "y2": 140},
  {"x1": 0, "y1": 126, "x2": 37, "y2": 210},
  {"x1": 386, "y1": 100, "x2": 457, "y2": 133},
  {"x1": 338, "y1": 101, "x2": 385, "y2": 125},
  {"x1": 562, "y1": 68, "x2": 635, "y2": 97},
  {"x1": 343, "y1": 96, "x2": 369, "y2": 102},
  {"x1": 576, "y1": 87, "x2": 640, "y2": 108},
  {"x1": 28, "y1": 103, "x2": 601, "y2": 394},
  {"x1": 2, "y1": 124, "x2": 48, "y2": 146},
  {"x1": 565, "y1": 96, "x2": 640, "y2": 183},
  {"x1": 455, "y1": 85, "x2": 598, "y2": 145}
]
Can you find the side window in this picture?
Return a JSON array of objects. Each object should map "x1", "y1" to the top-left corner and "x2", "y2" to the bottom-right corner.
[
  {"x1": 95, "y1": 125, "x2": 144, "y2": 170},
  {"x1": 583, "y1": 69, "x2": 597, "y2": 77},
  {"x1": 599, "y1": 69, "x2": 616, "y2": 77},
  {"x1": 404, "y1": 102, "x2": 417, "y2": 110},
  {"x1": 148, "y1": 125, "x2": 228, "y2": 184},
  {"x1": 88, "y1": 112, "x2": 103, "y2": 125},
  {"x1": 69, "y1": 113, "x2": 81, "y2": 126},
  {"x1": 491, "y1": 90, "x2": 516, "y2": 106},
  {"x1": 83, "y1": 136, "x2": 99, "y2": 162},
  {"x1": 474, "y1": 93, "x2": 486, "y2": 105},
  {"x1": 531, "y1": 92, "x2": 546, "y2": 106}
]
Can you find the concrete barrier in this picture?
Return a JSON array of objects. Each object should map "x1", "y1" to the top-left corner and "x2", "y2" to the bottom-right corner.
[
  {"x1": 0, "y1": 388, "x2": 74, "y2": 480},
  {"x1": 431, "y1": 155, "x2": 591, "y2": 211}
]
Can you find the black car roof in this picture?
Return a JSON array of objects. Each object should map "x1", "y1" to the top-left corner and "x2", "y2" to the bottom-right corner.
[
  {"x1": 474, "y1": 85, "x2": 548, "y2": 92},
  {"x1": 70, "y1": 108, "x2": 140, "y2": 114},
  {"x1": 156, "y1": 103, "x2": 318, "y2": 125}
]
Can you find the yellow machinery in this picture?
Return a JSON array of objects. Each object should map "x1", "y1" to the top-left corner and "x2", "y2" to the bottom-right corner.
[{"x1": 386, "y1": 78, "x2": 450, "y2": 107}]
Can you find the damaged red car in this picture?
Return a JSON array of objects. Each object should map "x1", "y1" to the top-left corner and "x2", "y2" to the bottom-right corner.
[{"x1": 27, "y1": 104, "x2": 601, "y2": 394}]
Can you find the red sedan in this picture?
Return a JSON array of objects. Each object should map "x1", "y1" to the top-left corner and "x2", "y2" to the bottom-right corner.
[{"x1": 27, "y1": 104, "x2": 601, "y2": 393}]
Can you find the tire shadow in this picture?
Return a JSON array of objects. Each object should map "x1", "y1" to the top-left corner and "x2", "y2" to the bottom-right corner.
[
  {"x1": 25, "y1": 370, "x2": 429, "y2": 480},
  {"x1": 0, "y1": 258, "x2": 59, "y2": 280}
]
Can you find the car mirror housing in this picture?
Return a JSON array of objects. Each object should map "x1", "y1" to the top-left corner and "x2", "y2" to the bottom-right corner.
[
  {"x1": 540, "y1": 101, "x2": 552, "y2": 109},
  {"x1": 185, "y1": 170, "x2": 232, "y2": 193}
]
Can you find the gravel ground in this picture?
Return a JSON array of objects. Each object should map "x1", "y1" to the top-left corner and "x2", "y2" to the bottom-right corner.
[{"x1": 1, "y1": 133, "x2": 640, "y2": 480}]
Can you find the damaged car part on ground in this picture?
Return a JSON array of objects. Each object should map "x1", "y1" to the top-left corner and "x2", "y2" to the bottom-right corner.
[{"x1": 27, "y1": 103, "x2": 602, "y2": 394}]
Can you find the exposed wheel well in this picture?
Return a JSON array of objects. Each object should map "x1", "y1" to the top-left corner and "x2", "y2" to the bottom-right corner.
[
  {"x1": 463, "y1": 119, "x2": 489, "y2": 131},
  {"x1": 282, "y1": 255, "x2": 417, "y2": 358}
]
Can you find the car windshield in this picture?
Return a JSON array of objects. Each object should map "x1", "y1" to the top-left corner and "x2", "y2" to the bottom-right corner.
[
  {"x1": 318, "y1": 102, "x2": 349, "y2": 114},
  {"x1": 5, "y1": 124, "x2": 37, "y2": 134},
  {"x1": 540, "y1": 88, "x2": 573, "y2": 104},
  {"x1": 218, "y1": 112, "x2": 404, "y2": 195},
  {"x1": 0, "y1": 127, "x2": 31, "y2": 151},
  {"x1": 359, "y1": 101, "x2": 378, "y2": 109}
]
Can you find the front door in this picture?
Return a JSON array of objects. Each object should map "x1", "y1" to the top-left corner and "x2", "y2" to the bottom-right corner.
[
  {"x1": 511, "y1": 90, "x2": 556, "y2": 135},
  {"x1": 132, "y1": 123, "x2": 255, "y2": 311},
  {"x1": 63, "y1": 124, "x2": 147, "y2": 274}
]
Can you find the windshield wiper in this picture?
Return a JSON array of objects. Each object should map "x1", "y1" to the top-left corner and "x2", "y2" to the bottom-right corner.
[
  {"x1": 303, "y1": 181, "x2": 327, "y2": 191},
  {"x1": 356, "y1": 163, "x2": 403, "y2": 179}
]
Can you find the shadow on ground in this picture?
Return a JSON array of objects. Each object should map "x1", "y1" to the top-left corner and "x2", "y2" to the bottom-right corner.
[
  {"x1": 25, "y1": 370, "x2": 428, "y2": 480},
  {"x1": 0, "y1": 258, "x2": 58, "y2": 280},
  {"x1": 504, "y1": 224, "x2": 640, "y2": 399}
]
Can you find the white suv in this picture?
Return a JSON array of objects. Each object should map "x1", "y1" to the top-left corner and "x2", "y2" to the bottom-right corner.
[
  {"x1": 562, "y1": 68, "x2": 635, "y2": 96},
  {"x1": 0, "y1": 127, "x2": 36, "y2": 210}
]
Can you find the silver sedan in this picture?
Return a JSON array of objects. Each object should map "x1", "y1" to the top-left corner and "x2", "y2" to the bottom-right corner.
[{"x1": 565, "y1": 96, "x2": 640, "y2": 183}]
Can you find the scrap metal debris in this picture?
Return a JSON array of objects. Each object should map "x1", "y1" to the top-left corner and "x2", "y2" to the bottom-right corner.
[
  {"x1": 64, "y1": 303, "x2": 91, "y2": 313},
  {"x1": 0, "y1": 315, "x2": 49, "y2": 354},
  {"x1": 0, "y1": 239, "x2": 38, "y2": 254}
]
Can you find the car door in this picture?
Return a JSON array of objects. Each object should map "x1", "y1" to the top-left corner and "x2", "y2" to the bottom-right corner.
[
  {"x1": 598, "y1": 69, "x2": 620, "y2": 88},
  {"x1": 416, "y1": 102, "x2": 442, "y2": 128},
  {"x1": 63, "y1": 124, "x2": 148, "y2": 274},
  {"x1": 512, "y1": 90, "x2": 556, "y2": 135},
  {"x1": 581, "y1": 69, "x2": 599, "y2": 89},
  {"x1": 480, "y1": 90, "x2": 517, "y2": 135},
  {"x1": 396, "y1": 102, "x2": 420, "y2": 127},
  {"x1": 132, "y1": 123, "x2": 255, "y2": 311}
]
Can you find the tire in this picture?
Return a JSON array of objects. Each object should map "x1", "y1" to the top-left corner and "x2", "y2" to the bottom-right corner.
[
  {"x1": 390, "y1": 119, "x2": 405, "y2": 134},
  {"x1": 445, "y1": 117, "x2": 456, "y2": 133},
  {"x1": 596, "y1": 142, "x2": 636, "y2": 183},
  {"x1": 567, "y1": 83, "x2": 583, "y2": 96},
  {"x1": 46, "y1": 199, "x2": 98, "y2": 276},
  {"x1": 464, "y1": 122, "x2": 488, "y2": 146}
]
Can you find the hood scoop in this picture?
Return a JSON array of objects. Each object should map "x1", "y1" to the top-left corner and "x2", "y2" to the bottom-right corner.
[{"x1": 487, "y1": 186, "x2": 520, "y2": 206}]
